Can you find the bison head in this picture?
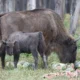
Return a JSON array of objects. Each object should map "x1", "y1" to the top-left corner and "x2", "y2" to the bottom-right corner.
[
  {"x1": 58, "y1": 38, "x2": 77, "y2": 63},
  {"x1": 6, "y1": 42, "x2": 14, "y2": 56},
  {"x1": 2, "y1": 41, "x2": 19, "y2": 56}
]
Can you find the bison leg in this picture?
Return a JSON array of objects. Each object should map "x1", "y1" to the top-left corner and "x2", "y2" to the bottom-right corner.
[
  {"x1": 1, "y1": 52, "x2": 6, "y2": 69},
  {"x1": 40, "y1": 53, "x2": 48, "y2": 68},
  {"x1": 43, "y1": 55, "x2": 48, "y2": 68},
  {"x1": 31, "y1": 49, "x2": 38, "y2": 69},
  {"x1": 13, "y1": 54, "x2": 19, "y2": 68}
]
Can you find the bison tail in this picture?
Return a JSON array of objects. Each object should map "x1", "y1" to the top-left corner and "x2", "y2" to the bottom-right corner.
[{"x1": 38, "y1": 32, "x2": 46, "y2": 53}]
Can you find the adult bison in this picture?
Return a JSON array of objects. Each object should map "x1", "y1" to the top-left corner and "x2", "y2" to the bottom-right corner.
[{"x1": 0, "y1": 9, "x2": 77, "y2": 69}]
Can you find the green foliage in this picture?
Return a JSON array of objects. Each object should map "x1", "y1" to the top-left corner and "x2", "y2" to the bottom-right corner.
[{"x1": 64, "y1": 14, "x2": 70, "y2": 30}]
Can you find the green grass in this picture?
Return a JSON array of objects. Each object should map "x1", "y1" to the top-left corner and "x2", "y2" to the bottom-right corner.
[
  {"x1": 1, "y1": 53, "x2": 80, "y2": 80},
  {"x1": 0, "y1": 14, "x2": 80, "y2": 80},
  {"x1": 0, "y1": 53, "x2": 60, "y2": 80},
  {"x1": 0, "y1": 53, "x2": 71, "y2": 80}
]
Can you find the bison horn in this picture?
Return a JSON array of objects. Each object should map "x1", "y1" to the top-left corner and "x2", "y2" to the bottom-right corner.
[{"x1": 75, "y1": 36, "x2": 80, "y2": 42}]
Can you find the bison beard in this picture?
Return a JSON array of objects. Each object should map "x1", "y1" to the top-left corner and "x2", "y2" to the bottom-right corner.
[{"x1": 0, "y1": 9, "x2": 77, "y2": 69}]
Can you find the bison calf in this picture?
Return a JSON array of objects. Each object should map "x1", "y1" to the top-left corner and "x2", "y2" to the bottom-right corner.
[{"x1": 2, "y1": 31, "x2": 47, "y2": 69}]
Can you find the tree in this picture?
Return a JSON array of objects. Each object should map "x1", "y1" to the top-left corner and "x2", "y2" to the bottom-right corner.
[
  {"x1": 5, "y1": 0, "x2": 15, "y2": 12},
  {"x1": 54, "y1": 0, "x2": 65, "y2": 20},
  {"x1": 15, "y1": 0, "x2": 23, "y2": 11},
  {"x1": 69, "y1": 0, "x2": 80, "y2": 35},
  {"x1": 0, "y1": 0, "x2": 4, "y2": 13},
  {"x1": 0, "y1": 0, "x2": 15, "y2": 13},
  {"x1": 15, "y1": 0, "x2": 27, "y2": 11},
  {"x1": 65, "y1": 0, "x2": 72, "y2": 13},
  {"x1": 47, "y1": 0, "x2": 55, "y2": 10},
  {"x1": 22, "y1": 0, "x2": 27, "y2": 10},
  {"x1": 27, "y1": 0, "x2": 36, "y2": 10}
]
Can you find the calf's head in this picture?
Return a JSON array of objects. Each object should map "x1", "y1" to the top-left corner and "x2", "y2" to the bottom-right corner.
[{"x1": 2, "y1": 41, "x2": 19, "y2": 56}]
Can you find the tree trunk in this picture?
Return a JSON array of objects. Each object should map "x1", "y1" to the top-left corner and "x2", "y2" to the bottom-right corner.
[
  {"x1": 69, "y1": 0, "x2": 75, "y2": 34},
  {"x1": 8, "y1": 0, "x2": 15, "y2": 12},
  {"x1": 22, "y1": 0, "x2": 27, "y2": 10},
  {"x1": 0, "y1": 0, "x2": 4, "y2": 13},
  {"x1": 15, "y1": 0, "x2": 23, "y2": 11},
  {"x1": 27, "y1": 0, "x2": 36, "y2": 10},
  {"x1": 69, "y1": 0, "x2": 80, "y2": 35},
  {"x1": 65, "y1": 0, "x2": 72, "y2": 13},
  {"x1": 42, "y1": 0, "x2": 47, "y2": 8},
  {"x1": 54, "y1": 0, "x2": 65, "y2": 20},
  {"x1": 5, "y1": 0, "x2": 15, "y2": 12},
  {"x1": 48, "y1": 0, "x2": 55, "y2": 10}
]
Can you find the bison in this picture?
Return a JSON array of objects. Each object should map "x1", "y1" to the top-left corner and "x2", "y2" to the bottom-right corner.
[
  {"x1": 0, "y1": 9, "x2": 77, "y2": 69},
  {"x1": 2, "y1": 31, "x2": 47, "y2": 69}
]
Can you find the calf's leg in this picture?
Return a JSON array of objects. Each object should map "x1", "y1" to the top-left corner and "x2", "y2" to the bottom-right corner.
[
  {"x1": 1, "y1": 52, "x2": 5, "y2": 69},
  {"x1": 14, "y1": 54, "x2": 19, "y2": 68},
  {"x1": 40, "y1": 53, "x2": 48, "y2": 68},
  {"x1": 31, "y1": 49, "x2": 38, "y2": 70}
]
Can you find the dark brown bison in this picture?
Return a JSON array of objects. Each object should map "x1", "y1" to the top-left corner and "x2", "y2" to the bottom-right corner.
[
  {"x1": 0, "y1": 9, "x2": 77, "y2": 69},
  {"x1": 3, "y1": 31, "x2": 47, "y2": 69}
]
